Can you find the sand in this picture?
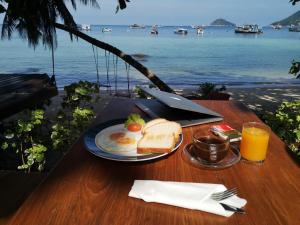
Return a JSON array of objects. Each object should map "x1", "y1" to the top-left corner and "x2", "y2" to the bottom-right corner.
[
  {"x1": 227, "y1": 86, "x2": 300, "y2": 115},
  {"x1": 41, "y1": 85, "x2": 300, "y2": 120}
]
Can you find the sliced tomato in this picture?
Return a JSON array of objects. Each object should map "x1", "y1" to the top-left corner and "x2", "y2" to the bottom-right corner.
[{"x1": 127, "y1": 123, "x2": 142, "y2": 132}]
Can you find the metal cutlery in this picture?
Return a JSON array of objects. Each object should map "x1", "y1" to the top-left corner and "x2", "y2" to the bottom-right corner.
[
  {"x1": 210, "y1": 188, "x2": 246, "y2": 214},
  {"x1": 219, "y1": 203, "x2": 246, "y2": 214},
  {"x1": 210, "y1": 187, "x2": 238, "y2": 201}
]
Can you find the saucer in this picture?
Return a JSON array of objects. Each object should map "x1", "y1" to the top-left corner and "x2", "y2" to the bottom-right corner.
[{"x1": 182, "y1": 143, "x2": 241, "y2": 170}]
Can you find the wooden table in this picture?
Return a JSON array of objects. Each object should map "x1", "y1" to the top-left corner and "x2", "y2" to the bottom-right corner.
[{"x1": 5, "y1": 99, "x2": 300, "y2": 225}]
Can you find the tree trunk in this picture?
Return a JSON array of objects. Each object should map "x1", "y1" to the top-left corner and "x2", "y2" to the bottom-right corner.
[{"x1": 54, "y1": 23, "x2": 174, "y2": 93}]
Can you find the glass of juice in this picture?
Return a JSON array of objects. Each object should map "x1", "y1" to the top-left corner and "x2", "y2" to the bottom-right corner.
[{"x1": 240, "y1": 122, "x2": 271, "y2": 164}]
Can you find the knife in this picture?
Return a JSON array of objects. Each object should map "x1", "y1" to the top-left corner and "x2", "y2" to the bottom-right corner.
[{"x1": 220, "y1": 203, "x2": 246, "y2": 214}]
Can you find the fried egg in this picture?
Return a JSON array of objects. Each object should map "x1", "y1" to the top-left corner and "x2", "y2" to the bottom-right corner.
[{"x1": 95, "y1": 124, "x2": 142, "y2": 156}]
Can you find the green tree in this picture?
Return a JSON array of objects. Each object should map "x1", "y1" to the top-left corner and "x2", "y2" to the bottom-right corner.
[
  {"x1": 289, "y1": 0, "x2": 300, "y2": 79},
  {"x1": 0, "y1": 0, "x2": 173, "y2": 92}
]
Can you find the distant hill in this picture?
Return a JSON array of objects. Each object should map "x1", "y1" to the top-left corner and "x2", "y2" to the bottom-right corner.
[
  {"x1": 272, "y1": 10, "x2": 300, "y2": 26},
  {"x1": 210, "y1": 18, "x2": 235, "y2": 26}
]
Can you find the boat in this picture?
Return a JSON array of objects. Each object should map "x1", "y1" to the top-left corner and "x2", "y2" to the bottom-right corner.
[
  {"x1": 174, "y1": 28, "x2": 188, "y2": 35},
  {"x1": 102, "y1": 28, "x2": 112, "y2": 32},
  {"x1": 272, "y1": 24, "x2": 282, "y2": 30},
  {"x1": 196, "y1": 27, "x2": 204, "y2": 35},
  {"x1": 289, "y1": 24, "x2": 300, "y2": 32},
  {"x1": 234, "y1": 24, "x2": 263, "y2": 34},
  {"x1": 81, "y1": 24, "x2": 91, "y2": 31},
  {"x1": 150, "y1": 25, "x2": 158, "y2": 35},
  {"x1": 129, "y1": 24, "x2": 145, "y2": 29}
]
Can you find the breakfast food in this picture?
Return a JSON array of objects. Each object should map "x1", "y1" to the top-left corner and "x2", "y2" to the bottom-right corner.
[
  {"x1": 137, "y1": 119, "x2": 182, "y2": 154},
  {"x1": 137, "y1": 133, "x2": 176, "y2": 154},
  {"x1": 141, "y1": 118, "x2": 167, "y2": 133},
  {"x1": 96, "y1": 115, "x2": 182, "y2": 156},
  {"x1": 124, "y1": 114, "x2": 145, "y2": 130},
  {"x1": 96, "y1": 124, "x2": 142, "y2": 154},
  {"x1": 142, "y1": 121, "x2": 182, "y2": 142}
]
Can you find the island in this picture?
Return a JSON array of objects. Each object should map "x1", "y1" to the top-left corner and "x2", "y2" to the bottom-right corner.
[
  {"x1": 210, "y1": 18, "x2": 235, "y2": 26},
  {"x1": 271, "y1": 10, "x2": 300, "y2": 26}
]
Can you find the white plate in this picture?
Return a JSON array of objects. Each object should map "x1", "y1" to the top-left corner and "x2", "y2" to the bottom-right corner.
[{"x1": 84, "y1": 119, "x2": 183, "y2": 162}]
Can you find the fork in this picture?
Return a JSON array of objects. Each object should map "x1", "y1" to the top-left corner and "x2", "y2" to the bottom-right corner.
[
  {"x1": 210, "y1": 187, "x2": 237, "y2": 201},
  {"x1": 210, "y1": 188, "x2": 246, "y2": 214}
]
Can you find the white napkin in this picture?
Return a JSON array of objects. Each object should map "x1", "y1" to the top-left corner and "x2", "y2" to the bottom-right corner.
[{"x1": 128, "y1": 180, "x2": 247, "y2": 217}]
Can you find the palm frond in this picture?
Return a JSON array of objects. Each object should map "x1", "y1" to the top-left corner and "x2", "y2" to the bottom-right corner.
[{"x1": 1, "y1": 0, "x2": 129, "y2": 49}]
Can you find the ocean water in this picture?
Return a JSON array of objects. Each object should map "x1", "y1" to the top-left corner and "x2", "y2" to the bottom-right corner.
[{"x1": 0, "y1": 25, "x2": 300, "y2": 90}]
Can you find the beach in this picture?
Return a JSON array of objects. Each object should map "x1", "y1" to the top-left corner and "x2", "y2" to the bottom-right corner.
[
  {"x1": 227, "y1": 86, "x2": 300, "y2": 114},
  {"x1": 45, "y1": 85, "x2": 300, "y2": 120}
]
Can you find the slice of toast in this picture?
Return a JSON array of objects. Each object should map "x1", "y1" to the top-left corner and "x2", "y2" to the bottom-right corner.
[
  {"x1": 142, "y1": 118, "x2": 167, "y2": 134},
  {"x1": 143, "y1": 121, "x2": 182, "y2": 142},
  {"x1": 137, "y1": 133, "x2": 176, "y2": 154}
]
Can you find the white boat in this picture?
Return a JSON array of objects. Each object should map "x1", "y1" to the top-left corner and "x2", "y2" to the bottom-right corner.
[
  {"x1": 81, "y1": 24, "x2": 91, "y2": 31},
  {"x1": 102, "y1": 28, "x2": 112, "y2": 32},
  {"x1": 174, "y1": 28, "x2": 188, "y2": 35},
  {"x1": 197, "y1": 27, "x2": 204, "y2": 35},
  {"x1": 272, "y1": 24, "x2": 282, "y2": 30},
  {"x1": 289, "y1": 24, "x2": 300, "y2": 32},
  {"x1": 235, "y1": 24, "x2": 263, "y2": 34},
  {"x1": 150, "y1": 25, "x2": 158, "y2": 35},
  {"x1": 129, "y1": 24, "x2": 145, "y2": 29}
]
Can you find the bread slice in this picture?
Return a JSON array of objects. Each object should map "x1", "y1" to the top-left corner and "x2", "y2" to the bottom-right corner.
[
  {"x1": 143, "y1": 121, "x2": 182, "y2": 142},
  {"x1": 142, "y1": 118, "x2": 167, "y2": 134},
  {"x1": 137, "y1": 133, "x2": 176, "y2": 154}
]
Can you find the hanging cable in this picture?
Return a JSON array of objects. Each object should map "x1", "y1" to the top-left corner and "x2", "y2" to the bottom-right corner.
[
  {"x1": 92, "y1": 45, "x2": 100, "y2": 86},
  {"x1": 50, "y1": 33, "x2": 56, "y2": 86},
  {"x1": 105, "y1": 51, "x2": 111, "y2": 94},
  {"x1": 113, "y1": 54, "x2": 118, "y2": 95},
  {"x1": 125, "y1": 62, "x2": 131, "y2": 97}
]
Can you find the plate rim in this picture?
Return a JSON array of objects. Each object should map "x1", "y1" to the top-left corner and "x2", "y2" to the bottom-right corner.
[{"x1": 84, "y1": 119, "x2": 183, "y2": 162}]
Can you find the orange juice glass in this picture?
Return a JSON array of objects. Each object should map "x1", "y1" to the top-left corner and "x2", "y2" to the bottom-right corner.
[{"x1": 240, "y1": 122, "x2": 270, "y2": 163}]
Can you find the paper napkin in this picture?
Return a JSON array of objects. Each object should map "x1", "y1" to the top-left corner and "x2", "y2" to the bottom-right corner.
[{"x1": 128, "y1": 180, "x2": 247, "y2": 217}]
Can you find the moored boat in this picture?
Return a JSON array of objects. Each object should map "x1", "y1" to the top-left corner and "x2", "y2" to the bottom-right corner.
[
  {"x1": 272, "y1": 24, "x2": 282, "y2": 30},
  {"x1": 174, "y1": 28, "x2": 188, "y2": 35},
  {"x1": 81, "y1": 24, "x2": 91, "y2": 31},
  {"x1": 289, "y1": 24, "x2": 300, "y2": 32},
  {"x1": 235, "y1": 24, "x2": 263, "y2": 34},
  {"x1": 196, "y1": 27, "x2": 204, "y2": 35},
  {"x1": 129, "y1": 24, "x2": 145, "y2": 29},
  {"x1": 150, "y1": 25, "x2": 158, "y2": 35},
  {"x1": 102, "y1": 28, "x2": 112, "y2": 32}
]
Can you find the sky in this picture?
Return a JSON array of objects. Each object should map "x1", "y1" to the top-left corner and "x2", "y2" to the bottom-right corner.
[{"x1": 0, "y1": 0, "x2": 299, "y2": 26}]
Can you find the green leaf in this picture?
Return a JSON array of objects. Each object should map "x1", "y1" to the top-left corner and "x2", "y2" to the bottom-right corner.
[{"x1": 1, "y1": 142, "x2": 8, "y2": 150}]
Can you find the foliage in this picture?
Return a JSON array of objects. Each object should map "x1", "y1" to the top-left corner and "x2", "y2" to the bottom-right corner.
[
  {"x1": 265, "y1": 101, "x2": 300, "y2": 157},
  {"x1": 50, "y1": 81, "x2": 98, "y2": 151},
  {"x1": 62, "y1": 80, "x2": 99, "y2": 108},
  {"x1": 124, "y1": 114, "x2": 145, "y2": 128},
  {"x1": 0, "y1": 0, "x2": 129, "y2": 48},
  {"x1": 134, "y1": 84, "x2": 156, "y2": 98},
  {"x1": 1, "y1": 81, "x2": 99, "y2": 172},
  {"x1": 199, "y1": 82, "x2": 226, "y2": 98},
  {"x1": 134, "y1": 86, "x2": 148, "y2": 98},
  {"x1": 1, "y1": 109, "x2": 47, "y2": 172},
  {"x1": 289, "y1": 60, "x2": 300, "y2": 79},
  {"x1": 271, "y1": 10, "x2": 300, "y2": 26},
  {"x1": 290, "y1": 0, "x2": 300, "y2": 5}
]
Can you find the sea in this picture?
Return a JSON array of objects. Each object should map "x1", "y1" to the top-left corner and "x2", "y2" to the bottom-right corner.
[{"x1": 1, "y1": 25, "x2": 300, "y2": 90}]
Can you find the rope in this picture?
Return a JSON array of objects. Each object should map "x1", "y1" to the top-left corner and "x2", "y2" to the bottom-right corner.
[
  {"x1": 125, "y1": 62, "x2": 131, "y2": 97},
  {"x1": 113, "y1": 54, "x2": 118, "y2": 95},
  {"x1": 105, "y1": 51, "x2": 111, "y2": 94},
  {"x1": 50, "y1": 35, "x2": 56, "y2": 86},
  {"x1": 92, "y1": 45, "x2": 100, "y2": 86}
]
